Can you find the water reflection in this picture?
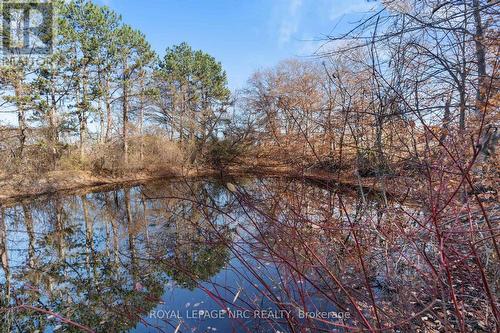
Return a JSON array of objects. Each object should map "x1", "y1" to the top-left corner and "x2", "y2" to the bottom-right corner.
[
  {"x1": 0, "y1": 178, "x2": 495, "y2": 332},
  {"x1": 0, "y1": 180, "x2": 233, "y2": 332}
]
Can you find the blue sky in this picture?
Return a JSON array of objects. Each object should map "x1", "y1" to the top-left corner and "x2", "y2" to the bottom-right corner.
[{"x1": 96, "y1": 0, "x2": 377, "y2": 91}]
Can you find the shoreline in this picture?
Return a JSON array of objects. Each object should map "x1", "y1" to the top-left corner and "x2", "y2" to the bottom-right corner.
[
  {"x1": 0, "y1": 165, "x2": 413, "y2": 206},
  {"x1": 0, "y1": 168, "x2": 201, "y2": 206}
]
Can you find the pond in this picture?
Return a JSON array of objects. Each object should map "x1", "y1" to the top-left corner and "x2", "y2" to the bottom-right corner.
[{"x1": 0, "y1": 177, "x2": 487, "y2": 332}]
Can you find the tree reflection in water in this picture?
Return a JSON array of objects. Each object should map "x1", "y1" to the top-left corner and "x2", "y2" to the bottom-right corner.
[
  {"x1": 0, "y1": 180, "x2": 231, "y2": 332},
  {"x1": 0, "y1": 178, "x2": 497, "y2": 332}
]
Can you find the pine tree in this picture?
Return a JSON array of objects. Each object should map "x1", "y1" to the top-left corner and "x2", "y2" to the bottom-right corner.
[{"x1": 156, "y1": 43, "x2": 230, "y2": 163}]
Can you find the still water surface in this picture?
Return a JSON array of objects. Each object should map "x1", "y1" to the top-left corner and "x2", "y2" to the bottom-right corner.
[{"x1": 0, "y1": 177, "x2": 403, "y2": 332}]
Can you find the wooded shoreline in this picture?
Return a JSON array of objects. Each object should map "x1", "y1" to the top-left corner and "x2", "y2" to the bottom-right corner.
[{"x1": 0, "y1": 164, "x2": 415, "y2": 207}]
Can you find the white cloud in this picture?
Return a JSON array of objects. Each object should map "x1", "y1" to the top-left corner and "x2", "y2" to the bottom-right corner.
[
  {"x1": 275, "y1": 0, "x2": 377, "y2": 47},
  {"x1": 327, "y1": 0, "x2": 377, "y2": 22},
  {"x1": 278, "y1": 0, "x2": 303, "y2": 45}
]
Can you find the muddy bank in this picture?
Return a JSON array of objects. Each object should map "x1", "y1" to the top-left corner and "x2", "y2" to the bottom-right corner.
[
  {"x1": 0, "y1": 162, "x2": 292, "y2": 204},
  {"x1": 0, "y1": 164, "x2": 415, "y2": 206},
  {"x1": 0, "y1": 168, "x2": 183, "y2": 206}
]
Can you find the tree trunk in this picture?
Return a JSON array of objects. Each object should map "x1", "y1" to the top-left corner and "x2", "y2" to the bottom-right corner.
[
  {"x1": 122, "y1": 59, "x2": 129, "y2": 165},
  {"x1": 139, "y1": 75, "x2": 145, "y2": 162},
  {"x1": 99, "y1": 99, "x2": 105, "y2": 144},
  {"x1": 440, "y1": 96, "x2": 452, "y2": 142},
  {"x1": 55, "y1": 199, "x2": 66, "y2": 259},
  {"x1": 22, "y1": 204, "x2": 35, "y2": 268},
  {"x1": 458, "y1": 91, "x2": 466, "y2": 131},
  {"x1": 472, "y1": 0, "x2": 487, "y2": 109},
  {"x1": 14, "y1": 81, "x2": 27, "y2": 158},
  {"x1": 79, "y1": 118, "x2": 86, "y2": 160},
  {"x1": 0, "y1": 209, "x2": 10, "y2": 302},
  {"x1": 125, "y1": 189, "x2": 138, "y2": 283},
  {"x1": 82, "y1": 195, "x2": 93, "y2": 270},
  {"x1": 48, "y1": 64, "x2": 59, "y2": 168},
  {"x1": 78, "y1": 68, "x2": 88, "y2": 161},
  {"x1": 105, "y1": 77, "x2": 113, "y2": 142}
]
